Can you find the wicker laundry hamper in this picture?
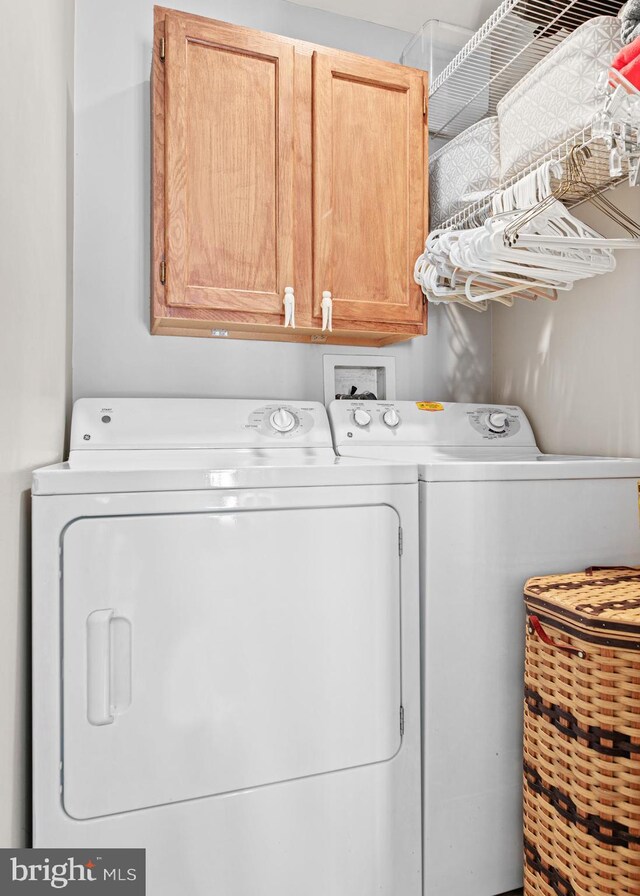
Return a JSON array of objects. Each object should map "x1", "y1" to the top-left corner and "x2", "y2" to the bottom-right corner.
[{"x1": 523, "y1": 567, "x2": 640, "y2": 896}]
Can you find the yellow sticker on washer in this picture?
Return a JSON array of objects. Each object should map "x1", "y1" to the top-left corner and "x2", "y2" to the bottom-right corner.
[{"x1": 416, "y1": 402, "x2": 444, "y2": 412}]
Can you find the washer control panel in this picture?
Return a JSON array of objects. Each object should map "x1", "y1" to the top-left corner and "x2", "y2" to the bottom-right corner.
[
  {"x1": 328, "y1": 401, "x2": 537, "y2": 448},
  {"x1": 468, "y1": 407, "x2": 522, "y2": 440},
  {"x1": 346, "y1": 402, "x2": 404, "y2": 434}
]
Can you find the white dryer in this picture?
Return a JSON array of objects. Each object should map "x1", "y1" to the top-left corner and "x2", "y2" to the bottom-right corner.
[
  {"x1": 32, "y1": 398, "x2": 422, "y2": 896},
  {"x1": 329, "y1": 399, "x2": 640, "y2": 896}
]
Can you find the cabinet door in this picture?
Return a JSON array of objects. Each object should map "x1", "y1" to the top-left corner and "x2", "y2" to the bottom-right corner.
[
  {"x1": 313, "y1": 52, "x2": 426, "y2": 328},
  {"x1": 163, "y1": 14, "x2": 294, "y2": 319}
]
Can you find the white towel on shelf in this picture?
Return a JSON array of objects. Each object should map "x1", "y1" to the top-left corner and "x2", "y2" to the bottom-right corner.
[{"x1": 621, "y1": 0, "x2": 640, "y2": 43}]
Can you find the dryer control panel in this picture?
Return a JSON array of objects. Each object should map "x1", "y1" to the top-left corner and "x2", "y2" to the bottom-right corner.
[
  {"x1": 70, "y1": 399, "x2": 334, "y2": 450},
  {"x1": 328, "y1": 401, "x2": 538, "y2": 448},
  {"x1": 246, "y1": 404, "x2": 316, "y2": 440}
]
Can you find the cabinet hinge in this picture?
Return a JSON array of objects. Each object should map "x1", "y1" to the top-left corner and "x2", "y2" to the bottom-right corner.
[
  {"x1": 159, "y1": 259, "x2": 166, "y2": 285},
  {"x1": 159, "y1": 37, "x2": 165, "y2": 62},
  {"x1": 400, "y1": 706, "x2": 405, "y2": 737},
  {"x1": 398, "y1": 526, "x2": 403, "y2": 556}
]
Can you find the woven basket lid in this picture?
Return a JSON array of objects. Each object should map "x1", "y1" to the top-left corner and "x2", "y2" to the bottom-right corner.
[{"x1": 524, "y1": 567, "x2": 640, "y2": 650}]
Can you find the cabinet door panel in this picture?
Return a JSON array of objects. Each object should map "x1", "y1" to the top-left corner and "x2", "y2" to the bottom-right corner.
[
  {"x1": 313, "y1": 53, "x2": 425, "y2": 327},
  {"x1": 164, "y1": 15, "x2": 294, "y2": 316}
]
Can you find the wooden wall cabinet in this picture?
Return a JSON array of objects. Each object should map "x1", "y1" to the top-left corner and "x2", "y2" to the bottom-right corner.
[{"x1": 152, "y1": 7, "x2": 428, "y2": 346}]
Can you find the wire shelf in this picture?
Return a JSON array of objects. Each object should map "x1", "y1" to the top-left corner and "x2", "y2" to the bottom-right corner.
[
  {"x1": 434, "y1": 128, "x2": 622, "y2": 230},
  {"x1": 419, "y1": 64, "x2": 640, "y2": 312},
  {"x1": 428, "y1": 0, "x2": 625, "y2": 139},
  {"x1": 431, "y1": 68, "x2": 640, "y2": 231}
]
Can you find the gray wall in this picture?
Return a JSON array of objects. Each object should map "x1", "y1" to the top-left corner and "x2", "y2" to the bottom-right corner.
[
  {"x1": 493, "y1": 185, "x2": 640, "y2": 456},
  {"x1": 0, "y1": 0, "x2": 74, "y2": 846},
  {"x1": 73, "y1": 0, "x2": 491, "y2": 403}
]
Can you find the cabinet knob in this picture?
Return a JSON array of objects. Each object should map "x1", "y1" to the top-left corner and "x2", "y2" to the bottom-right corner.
[
  {"x1": 283, "y1": 286, "x2": 296, "y2": 328},
  {"x1": 321, "y1": 291, "x2": 333, "y2": 332}
]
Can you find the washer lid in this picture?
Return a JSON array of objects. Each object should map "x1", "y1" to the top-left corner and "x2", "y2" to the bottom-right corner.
[
  {"x1": 329, "y1": 400, "x2": 640, "y2": 481},
  {"x1": 335, "y1": 445, "x2": 640, "y2": 482},
  {"x1": 419, "y1": 453, "x2": 640, "y2": 482}
]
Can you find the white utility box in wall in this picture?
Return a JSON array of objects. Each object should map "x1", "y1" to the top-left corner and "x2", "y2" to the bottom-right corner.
[{"x1": 323, "y1": 355, "x2": 396, "y2": 403}]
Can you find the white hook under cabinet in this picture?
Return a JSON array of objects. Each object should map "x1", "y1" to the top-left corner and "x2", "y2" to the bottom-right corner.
[
  {"x1": 283, "y1": 286, "x2": 296, "y2": 328},
  {"x1": 321, "y1": 291, "x2": 333, "y2": 332}
]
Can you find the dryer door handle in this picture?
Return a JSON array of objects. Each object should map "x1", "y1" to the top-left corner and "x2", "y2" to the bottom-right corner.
[
  {"x1": 87, "y1": 609, "x2": 115, "y2": 726},
  {"x1": 87, "y1": 609, "x2": 132, "y2": 726}
]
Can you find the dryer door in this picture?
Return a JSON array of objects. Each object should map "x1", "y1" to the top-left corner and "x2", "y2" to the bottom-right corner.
[{"x1": 61, "y1": 505, "x2": 402, "y2": 819}]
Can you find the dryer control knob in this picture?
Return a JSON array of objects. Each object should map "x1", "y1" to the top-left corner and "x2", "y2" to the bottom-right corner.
[
  {"x1": 270, "y1": 407, "x2": 297, "y2": 433},
  {"x1": 487, "y1": 412, "x2": 508, "y2": 433},
  {"x1": 383, "y1": 409, "x2": 400, "y2": 428},
  {"x1": 353, "y1": 409, "x2": 371, "y2": 427}
]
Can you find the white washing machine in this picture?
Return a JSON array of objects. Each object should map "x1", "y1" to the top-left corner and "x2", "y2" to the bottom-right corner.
[
  {"x1": 32, "y1": 398, "x2": 422, "y2": 896},
  {"x1": 329, "y1": 400, "x2": 640, "y2": 896}
]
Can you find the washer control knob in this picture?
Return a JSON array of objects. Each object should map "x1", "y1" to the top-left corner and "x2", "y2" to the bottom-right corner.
[
  {"x1": 383, "y1": 408, "x2": 400, "y2": 428},
  {"x1": 487, "y1": 412, "x2": 508, "y2": 433},
  {"x1": 353, "y1": 409, "x2": 372, "y2": 428},
  {"x1": 270, "y1": 407, "x2": 297, "y2": 433}
]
